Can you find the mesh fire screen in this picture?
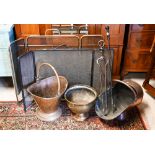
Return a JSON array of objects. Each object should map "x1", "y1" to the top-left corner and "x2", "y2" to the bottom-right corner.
[{"x1": 9, "y1": 36, "x2": 113, "y2": 111}]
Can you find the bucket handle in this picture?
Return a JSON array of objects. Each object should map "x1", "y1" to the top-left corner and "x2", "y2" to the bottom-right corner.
[{"x1": 36, "y1": 63, "x2": 61, "y2": 96}]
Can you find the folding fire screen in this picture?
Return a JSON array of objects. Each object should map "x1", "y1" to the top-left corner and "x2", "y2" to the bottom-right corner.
[{"x1": 9, "y1": 35, "x2": 113, "y2": 111}]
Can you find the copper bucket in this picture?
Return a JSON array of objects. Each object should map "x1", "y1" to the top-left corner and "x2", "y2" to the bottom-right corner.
[{"x1": 27, "y1": 63, "x2": 68, "y2": 121}]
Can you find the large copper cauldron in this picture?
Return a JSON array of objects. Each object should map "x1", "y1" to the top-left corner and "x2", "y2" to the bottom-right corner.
[{"x1": 27, "y1": 63, "x2": 68, "y2": 121}]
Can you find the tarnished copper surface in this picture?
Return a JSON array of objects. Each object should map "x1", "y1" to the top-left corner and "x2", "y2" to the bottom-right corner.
[
  {"x1": 27, "y1": 76, "x2": 68, "y2": 114},
  {"x1": 27, "y1": 63, "x2": 68, "y2": 114}
]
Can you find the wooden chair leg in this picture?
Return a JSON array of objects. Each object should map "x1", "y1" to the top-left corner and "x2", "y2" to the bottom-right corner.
[{"x1": 142, "y1": 36, "x2": 155, "y2": 97}]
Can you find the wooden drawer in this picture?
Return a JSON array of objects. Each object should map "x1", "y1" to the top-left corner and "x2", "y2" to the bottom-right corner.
[
  {"x1": 130, "y1": 24, "x2": 155, "y2": 32},
  {"x1": 128, "y1": 32, "x2": 155, "y2": 49},
  {"x1": 123, "y1": 49, "x2": 152, "y2": 72}
]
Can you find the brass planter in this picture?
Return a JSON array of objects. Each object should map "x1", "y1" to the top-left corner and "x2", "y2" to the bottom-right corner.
[{"x1": 64, "y1": 85, "x2": 97, "y2": 121}]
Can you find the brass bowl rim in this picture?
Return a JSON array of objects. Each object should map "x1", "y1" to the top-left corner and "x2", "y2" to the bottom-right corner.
[
  {"x1": 27, "y1": 76, "x2": 68, "y2": 100},
  {"x1": 64, "y1": 84, "x2": 98, "y2": 106}
]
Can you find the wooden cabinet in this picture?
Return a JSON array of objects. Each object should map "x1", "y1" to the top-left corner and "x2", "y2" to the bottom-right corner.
[
  {"x1": 15, "y1": 24, "x2": 51, "y2": 38},
  {"x1": 122, "y1": 24, "x2": 155, "y2": 76}
]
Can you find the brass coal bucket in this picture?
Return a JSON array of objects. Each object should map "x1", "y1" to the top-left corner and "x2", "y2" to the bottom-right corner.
[
  {"x1": 27, "y1": 63, "x2": 68, "y2": 121},
  {"x1": 95, "y1": 79, "x2": 143, "y2": 121}
]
